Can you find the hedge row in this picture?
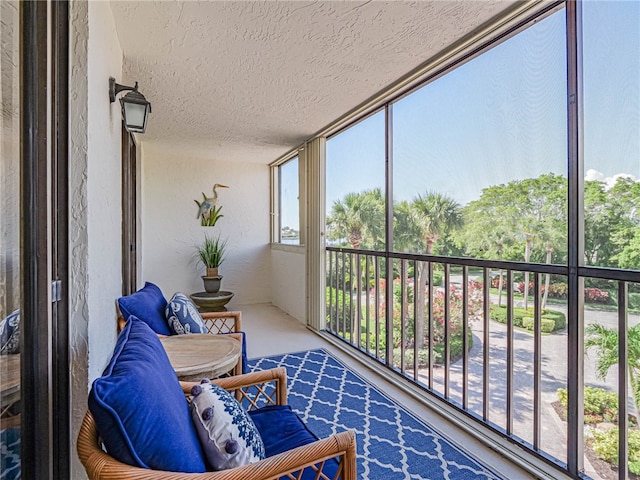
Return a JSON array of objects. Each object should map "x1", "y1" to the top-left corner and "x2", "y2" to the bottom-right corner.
[{"x1": 490, "y1": 305, "x2": 566, "y2": 332}]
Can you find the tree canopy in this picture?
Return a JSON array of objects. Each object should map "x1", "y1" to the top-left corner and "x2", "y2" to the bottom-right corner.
[{"x1": 327, "y1": 173, "x2": 640, "y2": 270}]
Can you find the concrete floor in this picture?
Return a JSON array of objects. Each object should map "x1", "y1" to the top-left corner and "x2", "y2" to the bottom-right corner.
[{"x1": 235, "y1": 302, "x2": 542, "y2": 480}]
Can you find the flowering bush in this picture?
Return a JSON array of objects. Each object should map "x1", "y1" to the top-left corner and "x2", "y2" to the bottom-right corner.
[
  {"x1": 547, "y1": 283, "x2": 568, "y2": 299},
  {"x1": 430, "y1": 283, "x2": 483, "y2": 345},
  {"x1": 368, "y1": 278, "x2": 483, "y2": 365},
  {"x1": 491, "y1": 278, "x2": 572, "y2": 300},
  {"x1": 584, "y1": 287, "x2": 611, "y2": 304}
]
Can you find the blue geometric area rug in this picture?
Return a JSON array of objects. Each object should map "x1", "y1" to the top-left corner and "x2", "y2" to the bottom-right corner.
[
  {"x1": 249, "y1": 348, "x2": 504, "y2": 480},
  {"x1": 0, "y1": 428, "x2": 20, "y2": 480}
]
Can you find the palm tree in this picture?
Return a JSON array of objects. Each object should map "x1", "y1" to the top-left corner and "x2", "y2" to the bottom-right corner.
[
  {"x1": 585, "y1": 323, "x2": 640, "y2": 415},
  {"x1": 327, "y1": 189, "x2": 384, "y2": 249},
  {"x1": 393, "y1": 200, "x2": 423, "y2": 346},
  {"x1": 327, "y1": 189, "x2": 385, "y2": 343},
  {"x1": 412, "y1": 192, "x2": 463, "y2": 255},
  {"x1": 411, "y1": 192, "x2": 463, "y2": 348}
]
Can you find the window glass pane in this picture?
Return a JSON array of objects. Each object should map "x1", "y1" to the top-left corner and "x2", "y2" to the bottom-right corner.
[
  {"x1": 392, "y1": 10, "x2": 568, "y2": 264},
  {"x1": 279, "y1": 156, "x2": 300, "y2": 244},
  {"x1": 326, "y1": 111, "x2": 386, "y2": 250},
  {"x1": 583, "y1": 1, "x2": 640, "y2": 269},
  {"x1": 1, "y1": 0, "x2": 22, "y2": 475},
  {"x1": 582, "y1": 3, "x2": 639, "y2": 477}
]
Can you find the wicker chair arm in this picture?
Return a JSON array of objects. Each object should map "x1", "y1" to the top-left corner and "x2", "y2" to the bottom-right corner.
[
  {"x1": 200, "y1": 310, "x2": 242, "y2": 334},
  {"x1": 180, "y1": 367, "x2": 287, "y2": 407},
  {"x1": 77, "y1": 411, "x2": 356, "y2": 480}
]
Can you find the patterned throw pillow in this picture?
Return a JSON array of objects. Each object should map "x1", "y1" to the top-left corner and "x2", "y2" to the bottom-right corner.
[
  {"x1": 166, "y1": 293, "x2": 206, "y2": 334},
  {"x1": 190, "y1": 380, "x2": 265, "y2": 470},
  {"x1": 0, "y1": 309, "x2": 20, "y2": 355}
]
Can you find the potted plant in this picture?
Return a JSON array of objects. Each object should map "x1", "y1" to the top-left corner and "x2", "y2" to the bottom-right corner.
[{"x1": 196, "y1": 234, "x2": 228, "y2": 293}]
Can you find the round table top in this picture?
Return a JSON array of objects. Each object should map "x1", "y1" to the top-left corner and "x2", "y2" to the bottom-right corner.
[{"x1": 160, "y1": 334, "x2": 241, "y2": 381}]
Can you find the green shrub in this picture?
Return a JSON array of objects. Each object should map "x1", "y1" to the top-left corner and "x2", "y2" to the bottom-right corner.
[
  {"x1": 361, "y1": 329, "x2": 386, "y2": 352},
  {"x1": 557, "y1": 388, "x2": 568, "y2": 407},
  {"x1": 522, "y1": 317, "x2": 555, "y2": 333},
  {"x1": 326, "y1": 287, "x2": 354, "y2": 335},
  {"x1": 591, "y1": 427, "x2": 640, "y2": 475},
  {"x1": 583, "y1": 387, "x2": 621, "y2": 423},
  {"x1": 557, "y1": 386, "x2": 633, "y2": 425},
  {"x1": 629, "y1": 292, "x2": 640, "y2": 311},
  {"x1": 490, "y1": 305, "x2": 528, "y2": 326},
  {"x1": 489, "y1": 305, "x2": 508, "y2": 324},
  {"x1": 392, "y1": 332, "x2": 473, "y2": 367},
  {"x1": 542, "y1": 309, "x2": 567, "y2": 330},
  {"x1": 392, "y1": 348, "x2": 431, "y2": 368},
  {"x1": 490, "y1": 305, "x2": 566, "y2": 332},
  {"x1": 434, "y1": 331, "x2": 473, "y2": 364}
]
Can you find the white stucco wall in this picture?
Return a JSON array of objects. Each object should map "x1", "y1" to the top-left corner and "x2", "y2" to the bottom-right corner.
[
  {"x1": 69, "y1": 1, "x2": 123, "y2": 477},
  {"x1": 270, "y1": 245, "x2": 306, "y2": 323},
  {"x1": 85, "y1": 0, "x2": 124, "y2": 381},
  {"x1": 140, "y1": 145, "x2": 271, "y2": 305}
]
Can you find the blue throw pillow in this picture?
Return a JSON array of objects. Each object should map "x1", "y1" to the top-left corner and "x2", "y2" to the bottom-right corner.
[
  {"x1": 0, "y1": 309, "x2": 20, "y2": 355},
  {"x1": 88, "y1": 316, "x2": 206, "y2": 473},
  {"x1": 117, "y1": 282, "x2": 171, "y2": 335},
  {"x1": 166, "y1": 293, "x2": 206, "y2": 335}
]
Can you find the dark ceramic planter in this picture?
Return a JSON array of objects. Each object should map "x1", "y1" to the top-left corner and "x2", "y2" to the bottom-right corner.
[{"x1": 202, "y1": 275, "x2": 222, "y2": 293}]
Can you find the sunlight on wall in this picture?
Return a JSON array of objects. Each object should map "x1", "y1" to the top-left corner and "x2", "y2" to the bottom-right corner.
[{"x1": 141, "y1": 145, "x2": 272, "y2": 306}]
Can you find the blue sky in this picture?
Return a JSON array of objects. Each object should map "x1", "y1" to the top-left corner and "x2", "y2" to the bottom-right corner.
[
  {"x1": 280, "y1": 2, "x2": 639, "y2": 231},
  {"x1": 325, "y1": 2, "x2": 639, "y2": 212}
]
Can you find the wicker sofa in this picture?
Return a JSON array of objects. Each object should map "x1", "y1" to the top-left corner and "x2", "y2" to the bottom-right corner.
[
  {"x1": 78, "y1": 314, "x2": 356, "y2": 480},
  {"x1": 78, "y1": 367, "x2": 357, "y2": 480}
]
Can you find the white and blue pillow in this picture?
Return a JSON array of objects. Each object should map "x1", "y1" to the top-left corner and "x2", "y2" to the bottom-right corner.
[
  {"x1": 190, "y1": 380, "x2": 265, "y2": 470},
  {"x1": 166, "y1": 293, "x2": 206, "y2": 335},
  {"x1": 0, "y1": 309, "x2": 20, "y2": 355}
]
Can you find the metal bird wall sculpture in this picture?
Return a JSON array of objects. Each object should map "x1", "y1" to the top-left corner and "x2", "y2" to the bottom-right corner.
[{"x1": 195, "y1": 183, "x2": 229, "y2": 226}]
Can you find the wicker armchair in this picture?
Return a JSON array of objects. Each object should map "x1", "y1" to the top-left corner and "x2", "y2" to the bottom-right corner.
[
  {"x1": 117, "y1": 303, "x2": 243, "y2": 336},
  {"x1": 77, "y1": 367, "x2": 357, "y2": 480}
]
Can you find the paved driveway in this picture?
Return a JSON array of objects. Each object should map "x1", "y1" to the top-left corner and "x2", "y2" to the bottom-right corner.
[{"x1": 410, "y1": 303, "x2": 638, "y2": 479}]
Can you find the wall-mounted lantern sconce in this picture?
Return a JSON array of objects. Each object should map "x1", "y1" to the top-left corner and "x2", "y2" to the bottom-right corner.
[{"x1": 109, "y1": 77, "x2": 152, "y2": 133}]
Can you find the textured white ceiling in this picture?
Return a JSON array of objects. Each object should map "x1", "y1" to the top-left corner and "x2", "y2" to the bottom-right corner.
[{"x1": 110, "y1": 1, "x2": 517, "y2": 164}]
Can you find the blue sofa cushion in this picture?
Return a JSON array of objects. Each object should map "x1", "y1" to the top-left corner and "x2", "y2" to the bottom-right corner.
[
  {"x1": 248, "y1": 405, "x2": 340, "y2": 479},
  {"x1": 117, "y1": 282, "x2": 171, "y2": 335},
  {"x1": 0, "y1": 309, "x2": 20, "y2": 355},
  {"x1": 190, "y1": 380, "x2": 265, "y2": 470},
  {"x1": 88, "y1": 316, "x2": 206, "y2": 473},
  {"x1": 166, "y1": 293, "x2": 207, "y2": 334}
]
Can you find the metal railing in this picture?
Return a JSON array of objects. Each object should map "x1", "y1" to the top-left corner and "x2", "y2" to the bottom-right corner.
[{"x1": 325, "y1": 246, "x2": 637, "y2": 480}]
